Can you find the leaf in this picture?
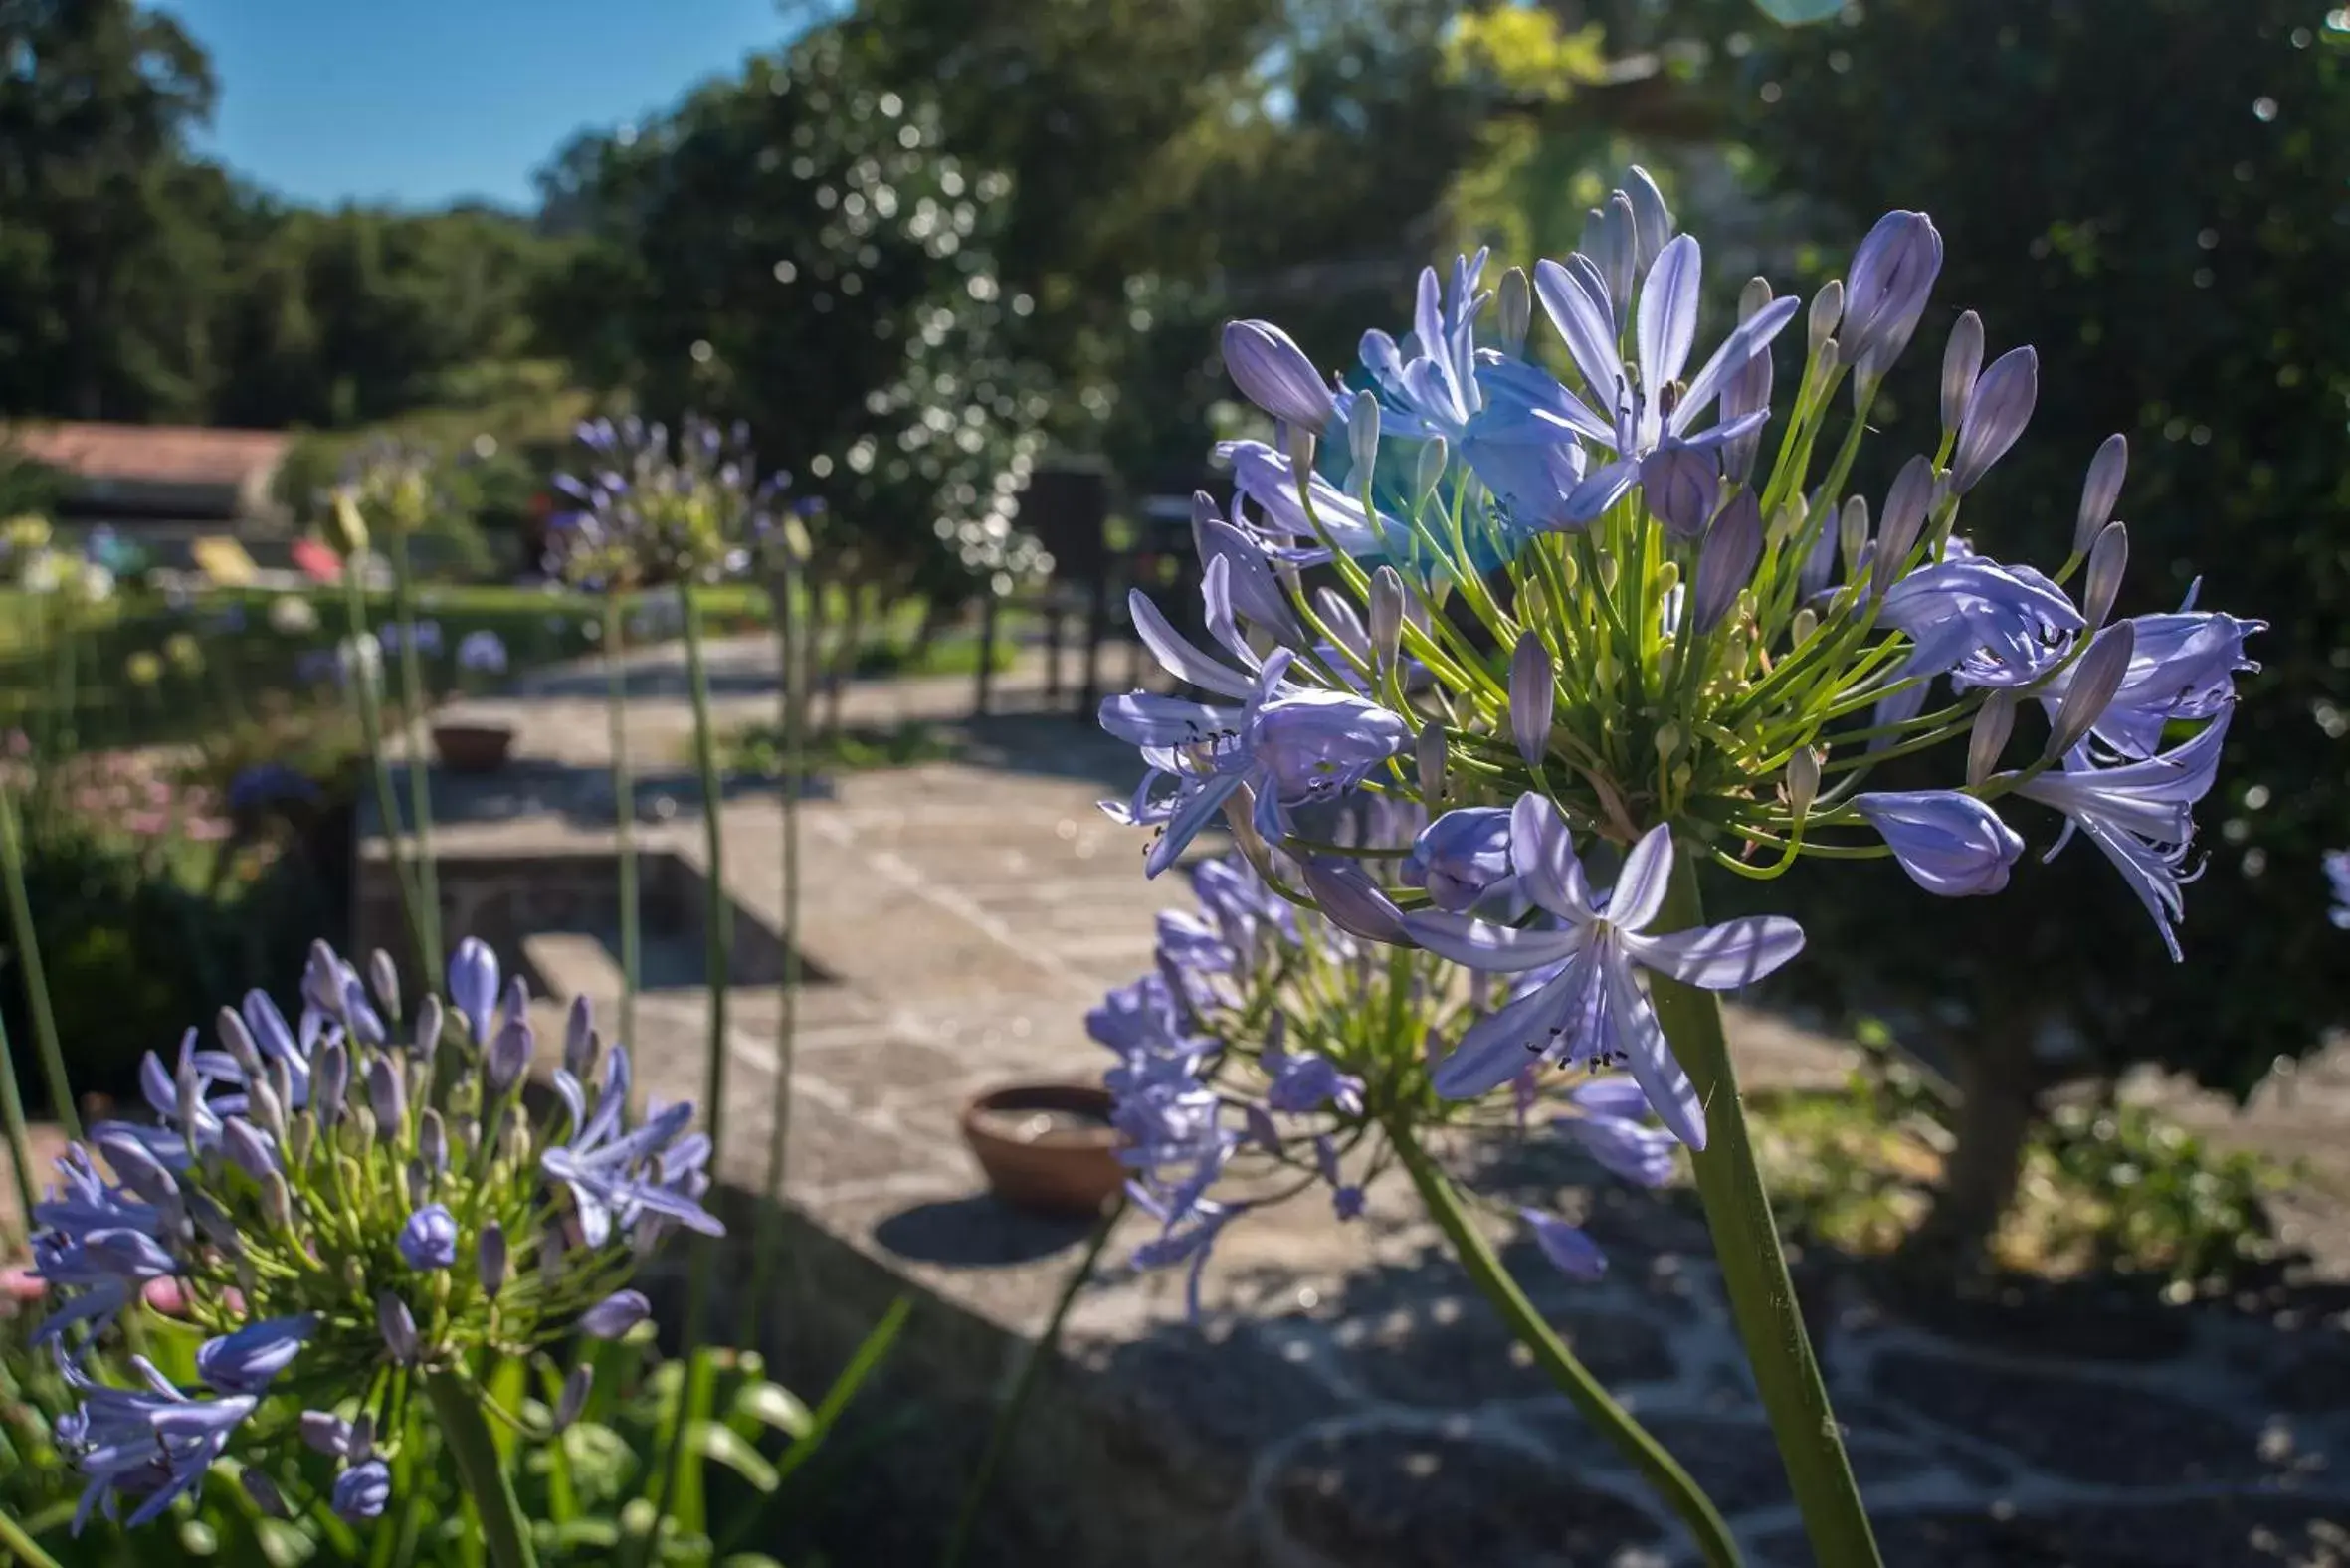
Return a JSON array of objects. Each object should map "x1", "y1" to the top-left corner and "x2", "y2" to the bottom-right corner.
[
  {"x1": 1752, "y1": 0, "x2": 1847, "y2": 21},
  {"x1": 690, "y1": 1421, "x2": 779, "y2": 1494},
  {"x1": 720, "y1": 1556, "x2": 789, "y2": 1568},
  {"x1": 730, "y1": 1381, "x2": 813, "y2": 1442},
  {"x1": 771, "y1": 1296, "x2": 910, "y2": 1488}
]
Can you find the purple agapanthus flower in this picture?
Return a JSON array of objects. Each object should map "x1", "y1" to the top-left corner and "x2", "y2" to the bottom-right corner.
[
  {"x1": 1217, "y1": 439, "x2": 1401, "y2": 562},
  {"x1": 543, "y1": 1045, "x2": 726, "y2": 1248},
  {"x1": 1403, "y1": 794, "x2": 1806, "y2": 1148},
  {"x1": 1126, "y1": 1180, "x2": 1236, "y2": 1321},
  {"x1": 455, "y1": 629, "x2": 509, "y2": 674},
  {"x1": 226, "y1": 762, "x2": 321, "y2": 815},
  {"x1": 1522, "y1": 1208, "x2": 1608, "y2": 1281},
  {"x1": 193, "y1": 1315, "x2": 315, "y2": 1396},
  {"x1": 2011, "y1": 709, "x2": 2232, "y2": 961},
  {"x1": 396, "y1": 1205, "x2": 460, "y2": 1272},
  {"x1": 28, "y1": 1148, "x2": 177, "y2": 1344},
  {"x1": 1402, "y1": 807, "x2": 1520, "y2": 913},
  {"x1": 2327, "y1": 850, "x2": 2350, "y2": 931},
  {"x1": 2033, "y1": 589, "x2": 2263, "y2": 759},
  {"x1": 1223, "y1": 319, "x2": 1338, "y2": 435},
  {"x1": 331, "y1": 1459, "x2": 392, "y2": 1522},
  {"x1": 1880, "y1": 556, "x2": 2084, "y2": 686},
  {"x1": 1524, "y1": 233, "x2": 1801, "y2": 522},
  {"x1": 55, "y1": 1349, "x2": 258, "y2": 1533},
  {"x1": 1100, "y1": 567, "x2": 1410, "y2": 876},
  {"x1": 1559, "y1": 1078, "x2": 1677, "y2": 1188},
  {"x1": 1261, "y1": 1020, "x2": 1366, "y2": 1116},
  {"x1": 1853, "y1": 790, "x2": 2025, "y2": 897}
]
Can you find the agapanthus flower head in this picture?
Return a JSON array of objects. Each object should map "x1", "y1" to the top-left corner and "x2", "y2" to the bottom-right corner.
[
  {"x1": 34, "y1": 936, "x2": 720, "y2": 1531},
  {"x1": 548, "y1": 414, "x2": 771, "y2": 589},
  {"x1": 455, "y1": 629, "x2": 509, "y2": 675}
]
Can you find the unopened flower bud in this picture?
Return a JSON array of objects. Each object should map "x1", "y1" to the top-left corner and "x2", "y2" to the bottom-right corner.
[
  {"x1": 1693, "y1": 492, "x2": 1762, "y2": 634},
  {"x1": 580, "y1": 1289, "x2": 651, "y2": 1340},
  {"x1": 1509, "y1": 633, "x2": 1554, "y2": 768},
  {"x1": 2046, "y1": 623, "x2": 2136, "y2": 761},
  {"x1": 1416, "y1": 721, "x2": 1448, "y2": 806},
  {"x1": 348, "y1": 1412, "x2": 376, "y2": 1464},
  {"x1": 1654, "y1": 722, "x2": 1682, "y2": 760},
  {"x1": 1807, "y1": 279, "x2": 1844, "y2": 358},
  {"x1": 188, "y1": 1191, "x2": 243, "y2": 1257},
  {"x1": 1951, "y1": 346, "x2": 2039, "y2": 493},
  {"x1": 261, "y1": 1172, "x2": 294, "y2": 1231},
  {"x1": 301, "y1": 1411, "x2": 354, "y2": 1457},
  {"x1": 562, "y1": 996, "x2": 597, "y2": 1079},
  {"x1": 1368, "y1": 567, "x2": 1404, "y2": 673},
  {"x1": 2075, "y1": 434, "x2": 2128, "y2": 557},
  {"x1": 1873, "y1": 456, "x2": 1936, "y2": 596},
  {"x1": 1626, "y1": 164, "x2": 1673, "y2": 272},
  {"x1": 1790, "y1": 608, "x2": 1819, "y2": 647},
  {"x1": 1768, "y1": 491, "x2": 1807, "y2": 547},
  {"x1": 2082, "y1": 520, "x2": 2128, "y2": 628},
  {"x1": 553, "y1": 1366, "x2": 594, "y2": 1433},
  {"x1": 1413, "y1": 436, "x2": 1449, "y2": 503},
  {"x1": 1738, "y1": 275, "x2": 1773, "y2": 324},
  {"x1": 1498, "y1": 266, "x2": 1532, "y2": 356},
  {"x1": 367, "y1": 1057, "x2": 405, "y2": 1138},
  {"x1": 1968, "y1": 691, "x2": 2018, "y2": 786},
  {"x1": 288, "y1": 1115, "x2": 314, "y2": 1168},
  {"x1": 313, "y1": 1040, "x2": 349, "y2": 1131},
  {"x1": 1787, "y1": 748, "x2": 1822, "y2": 817},
  {"x1": 242, "y1": 1469, "x2": 290, "y2": 1519},
  {"x1": 1940, "y1": 310, "x2": 1984, "y2": 434},
  {"x1": 478, "y1": 1222, "x2": 507, "y2": 1300},
  {"x1": 418, "y1": 1108, "x2": 448, "y2": 1174},
  {"x1": 1590, "y1": 193, "x2": 1637, "y2": 312},
  {"x1": 1597, "y1": 553, "x2": 1619, "y2": 592},
  {"x1": 376, "y1": 1293, "x2": 420, "y2": 1364},
  {"x1": 414, "y1": 993, "x2": 443, "y2": 1060},
  {"x1": 1843, "y1": 211, "x2": 1943, "y2": 383},
  {"x1": 455, "y1": 1113, "x2": 482, "y2": 1160},
  {"x1": 326, "y1": 491, "x2": 369, "y2": 558},
  {"x1": 223, "y1": 1118, "x2": 280, "y2": 1181},
  {"x1": 1346, "y1": 393, "x2": 1380, "y2": 483},
  {"x1": 1839, "y1": 495, "x2": 1871, "y2": 582},
  {"x1": 1222, "y1": 319, "x2": 1335, "y2": 435},
  {"x1": 247, "y1": 1078, "x2": 287, "y2": 1145},
  {"x1": 216, "y1": 1007, "x2": 264, "y2": 1080},
  {"x1": 368, "y1": 950, "x2": 401, "y2": 1022},
  {"x1": 1654, "y1": 561, "x2": 1680, "y2": 595},
  {"x1": 1284, "y1": 425, "x2": 1316, "y2": 487}
]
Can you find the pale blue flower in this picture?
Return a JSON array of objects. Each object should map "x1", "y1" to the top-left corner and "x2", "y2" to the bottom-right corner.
[
  {"x1": 543, "y1": 1046, "x2": 726, "y2": 1248},
  {"x1": 1522, "y1": 1208, "x2": 1607, "y2": 1281},
  {"x1": 1403, "y1": 807, "x2": 1519, "y2": 913},
  {"x1": 1881, "y1": 557, "x2": 2083, "y2": 686},
  {"x1": 1853, "y1": 791, "x2": 2025, "y2": 897},
  {"x1": 2327, "y1": 851, "x2": 2350, "y2": 931},
  {"x1": 56, "y1": 1349, "x2": 257, "y2": 1533},
  {"x1": 2033, "y1": 589, "x2": 2263, "y2": 759},
  {"x1": 331, "y1": 1459, "x2": 392, "y2": 1522},
  {"x1": 194, "y1": 1315, "x2": 315, "y2": 1396},
  {"x1": 397, "y1": 1205, "x2": 460, "y2": 1272},
  {"x1": 579, "y1": 1289, "x2": 651, "y2": 1339}
]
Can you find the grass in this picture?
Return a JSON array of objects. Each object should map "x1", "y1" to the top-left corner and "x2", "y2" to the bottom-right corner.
[{"x1": 718, "y1": 718, "x2": 960, "y2": 780}]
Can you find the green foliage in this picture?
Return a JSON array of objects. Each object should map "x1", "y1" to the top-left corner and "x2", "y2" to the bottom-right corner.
[
  {"x1": 1753, "y1": 1028, "x2": 2287, "y2": 1288},
  {"x1": 720, "y1": 719, "x2": 959, "y2": 781},
  {"x1": 1684, "y1": 0, "x2": 2350, "y2": 1109}
]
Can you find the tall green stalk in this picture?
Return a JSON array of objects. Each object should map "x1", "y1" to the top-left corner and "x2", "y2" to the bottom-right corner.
[
  {"x1": 938, "y1": 1197, "x2": 1124, "y2": 1568},
  {"x1": 424, "y1": 1370, "x2": 539, "y2": 1568},
  {"x1": 0, "y1": 1005, "x2": 40, "y2": 1243},
  {"x1": 0, "y1": 786, "x2": 74, "y2": 1140},
  {"x1": 0, "y1": 1501, "x2": 64, "y2": 1568},
  {"x1": 1648, "y1": 850, "x2": 1881, "y2": 1568},
  {"x1": 655, "y1": 584, "x2": 733, "y2": 1531},
  {"x1": 387, "y1": 532, "x2": 444, "y2": 986},
  {"x1": 747, "y1": 566, "x2": 807, "y2": 1325},
  {"x1": 342, "y1": 571, "x2": 433, "y2": 977},
  {"x1": 1385, "y1": 1116, "x2": 1743, "y2": 1567},
  {"x1": 603, "y1": 594, "x2": 640, "y2": 1051}
]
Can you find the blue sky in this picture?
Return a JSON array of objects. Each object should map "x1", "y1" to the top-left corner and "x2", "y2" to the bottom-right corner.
[{"x1": 158, "y1": 0, "x2": 799, "y2": 210}]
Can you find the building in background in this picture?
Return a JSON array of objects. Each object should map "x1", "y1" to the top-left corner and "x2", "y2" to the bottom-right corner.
[{"x1": 0, "y1": 421, "x2": 294, "y2": 574}]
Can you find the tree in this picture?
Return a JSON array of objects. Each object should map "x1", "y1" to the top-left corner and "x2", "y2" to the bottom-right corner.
[{"x1": 1677, "y1": 0, "x2": 2350, "y2": 1263}]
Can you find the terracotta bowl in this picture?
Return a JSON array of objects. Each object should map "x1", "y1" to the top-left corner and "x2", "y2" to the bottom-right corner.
[
  {"x1": 959, "y1": 1083, "x2": 1124, "y2": 1218},
  {"x1": 431, "y1": 722, "x2": 516, "y2": 775}
]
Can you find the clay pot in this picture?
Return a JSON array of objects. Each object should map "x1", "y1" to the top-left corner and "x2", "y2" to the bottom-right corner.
[
  {"x1": 431, "y1": 722, "x2": 516, "y2": 774},
  {"x1": 959, "y1": 1083, "x2": 1124, "y2": 1218}
]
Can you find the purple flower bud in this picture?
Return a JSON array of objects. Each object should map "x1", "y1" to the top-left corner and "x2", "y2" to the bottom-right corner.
[
  {"x1": 312, "y1": 1039, "x2": 348, "y2": 1132},
  {"x1": 397, "y1": 1204, "x2": 460, "y2": 1272},
  {"x1": 1403, "y1": 808, "x2": 1518, "y2": 912},
  {"x1": 94, "y1": 1128, "x2": 178, "y2": 1207},
  {"x1": 1497, "y1": 266, "x2": 1531, "y2": 357},
  {"x1": 1854, "y1": 790, "x2": 2025, "y2": 897},
  {"x1": 1416, "y1": 720, "x2": 1447, "y2": 806},
  {"x1": 1838, "y1": 495, "x2": 1871, "y2": 583},
  {"x1": 579, "y1": 1289, "x2": 651, "y2": 1340},
  {"x1": 2082, "y1": 521, "x2": 2128, "y2": 629},
  {"x1": 413, "y1": 993, "x2": 444, "y2": 1059},
  {"x1": 1522, "y1": 1209, "x2": 1608, "y2": 1282},
  {"x1": 1692, "y1": 491, "x2": 1763, "y2": 633},
  {"x1": 376, "y1": 1292, "x2": 419, "y2": 1363},
  {"x1": 241, "y1": 1469, "x2": 290, "y2": 1519},
  {"x1": 368, "y1": 950, "x2": 400, "y2": 1021},
  {"x1": 1244, "y1": 1103, "x2": 1282, "y2": 1153},
  {"x1": 1368, "y1": 567, "x2": 1404, "y2": 673},
  {"x1": 1951, "y1": 346, "x2": 2039, "y2": 493},
  {"x1": 1222, "y1": 319, "x2": 1334, "y2": 435},
  {"x1": 1721, "y1": 282, "x2": 1776, "y2": 484},
  {"x1": 1586, "y1": 193, "x2": 1637, "y2": 320},
  {"x1": 419, "y1": 1108, "x2": 448, "y2": 1174},
  {"x1": 1639, "y1": 442, "x2": 1721, "y2": 540},
  {"x1": 1509, "y1": 633, "x2": 1554, "y2": 768},
  {"x1": 1625, "y1": 165, "x2": 1673, "y2": 273},
  {"x1": 262, "y1": 1171, "x2": 294, "y2": 1231},
  {"x1": 448, "y1": 936, "x2": 500, "y2": 1044},
  {"x1": 1295, "y1": 858, "x2": 1413, "y2": 946},
  {"x1": 196, "y1": 1314, "x2": 315, "y2": 1395},
  {"x1": 1967, "y1": 692, "x2": 2017, "y2": 787},
  {"x1": 498, "y1": 976, "x2": 529, "y2": 1037},
  {"x1": 216, "y1": 1006, "x2": 263, "y2": 1079},
  {"x1": 1842, "y1": 210, "x2": 1943, "y2": 382},
  {"x1": 2075, "y1": 434, "x2": 2128, "y2": 556},
  {"x1": 300, "y1": 1411, "x2": 356, "y2": 1457},
  {"x1": 477, "y1": 1221, "x2": 507, "y2": 1299},
  {"x1": 1563, "y1": 1113, "x2": 1678, "y2": 1188},
  {"x1": 487, "y1": 1019, "x2": 532, "y2": 1096},
  {"x1": 2045, "y1": 622, "x2": 2136, "y2": 760},
  {"x1": 331, "y1": 1459, "x2": 391, "y2": 1523},
  {"x1": 562, "y1": 996, "x2": 596, "y2": 1078},
  {"x1": 1940, "y1": 310, "x2": 1984, "y2": 433},
  {"x1": 1873, "y1": 455, "x2": 1937, "y2": 596},
  {"x1": 221, "y1": 1117, "x2": 280, "y2": 1181},
  {"x1": 366, "y1": 1057, "x2": 404, "y2": 1136},
  {"x1": 553, "y1": 1366, "x2": 593, "y2": 1433}
]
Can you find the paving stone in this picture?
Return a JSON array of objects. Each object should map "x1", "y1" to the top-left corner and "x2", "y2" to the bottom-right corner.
[{"x1": 1758, "y1": 1496, "x2": 2350, "y2": 1568}]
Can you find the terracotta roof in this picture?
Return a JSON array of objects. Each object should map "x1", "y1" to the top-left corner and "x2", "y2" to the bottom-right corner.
[{"x1": 3, "y1": 421, "x2": 292, "y2": 488}]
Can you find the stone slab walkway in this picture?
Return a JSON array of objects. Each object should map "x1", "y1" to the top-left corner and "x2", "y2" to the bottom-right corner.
[{"x1": 343, "y1": 636, "x2": 2350, "y2": 1568}]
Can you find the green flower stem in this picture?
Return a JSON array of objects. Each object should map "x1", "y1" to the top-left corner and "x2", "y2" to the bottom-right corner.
[
  {"x1": 388, "y1": 531, "x2": 444, "y2": 986},
  {"x1": 0, "y1": 1501, "x2": 63, "y2": 1568},
  {"x1": 749, "y1": 566, "x2": 808, "y2": 1324},
  {"x1": 938, "y1": 1195, "x2": 1126, "y2": 1568},
  {"x1": 0, "y1": 1006, "x2": 39, "y2": 1246},
  {"x1": 1649, "y1": 849, "x2": 1882, "y2": 1568},
  {"x1": 424, "y1": 1369, "x2": 538, "y2": 1568},
  {"x1": 343, "y1": 570, "x2": 432, "y2": 977},
  {"x1": 0, "y1": 785, "x2": 73, "y2": 1140},
  {"x1": 1384, "y1": 1115, "x2": 1742, "y2": 1568},
  {"x1": 604, "y1": 593, "x2": 639, "y2": 1051},
  {"x1": 658, "y1": 584, "x2": 732, "y2": 1530}
]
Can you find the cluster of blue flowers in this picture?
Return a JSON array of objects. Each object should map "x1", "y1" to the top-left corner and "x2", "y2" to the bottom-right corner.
[
  {"x1": 547, "y1": 415, "x2": 790, "y2": 591},
  {"x1": 1093, "y1": 836, "x2": 1691, "y2": 1313},
  {"x1": 1101, "y1": 169, "x2": 2257, "y2": 1161},
  {"x1": 26, "y1": 937, "x2": 720, "y2": 1532}
]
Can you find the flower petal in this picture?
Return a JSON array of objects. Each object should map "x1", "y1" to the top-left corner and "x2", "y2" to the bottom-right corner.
[
  {"x1": 1636, "y1": 234, "x2": 1702, "y2": 394},
  {"x1": 1126, "y1": 583, "x2": 1255, "y2": 700},
  {"x1": 1622, "y1": 916, "x2": 1807, "y2": 990},
  {"x1": 1509, "y1": 792, "x2": 1593, "y2": 921},
  {"x1": 1603, "y1": 952, "x2": 1707, "y2": 1150},
  {"x1": 1606, "y1": 824, "x2": 1677, "y2": 932},
  {"x1": 1400, "y1": 910, "x2": 1581, "y2": 973},
  {"x1": 1432, "y1": 984, "x2": 1573, "y2": 1098}
]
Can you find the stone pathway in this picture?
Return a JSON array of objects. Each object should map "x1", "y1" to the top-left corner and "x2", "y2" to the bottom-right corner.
[{"x1": 341, "y1": 636, "x2": 2350, "y2": 1568}]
